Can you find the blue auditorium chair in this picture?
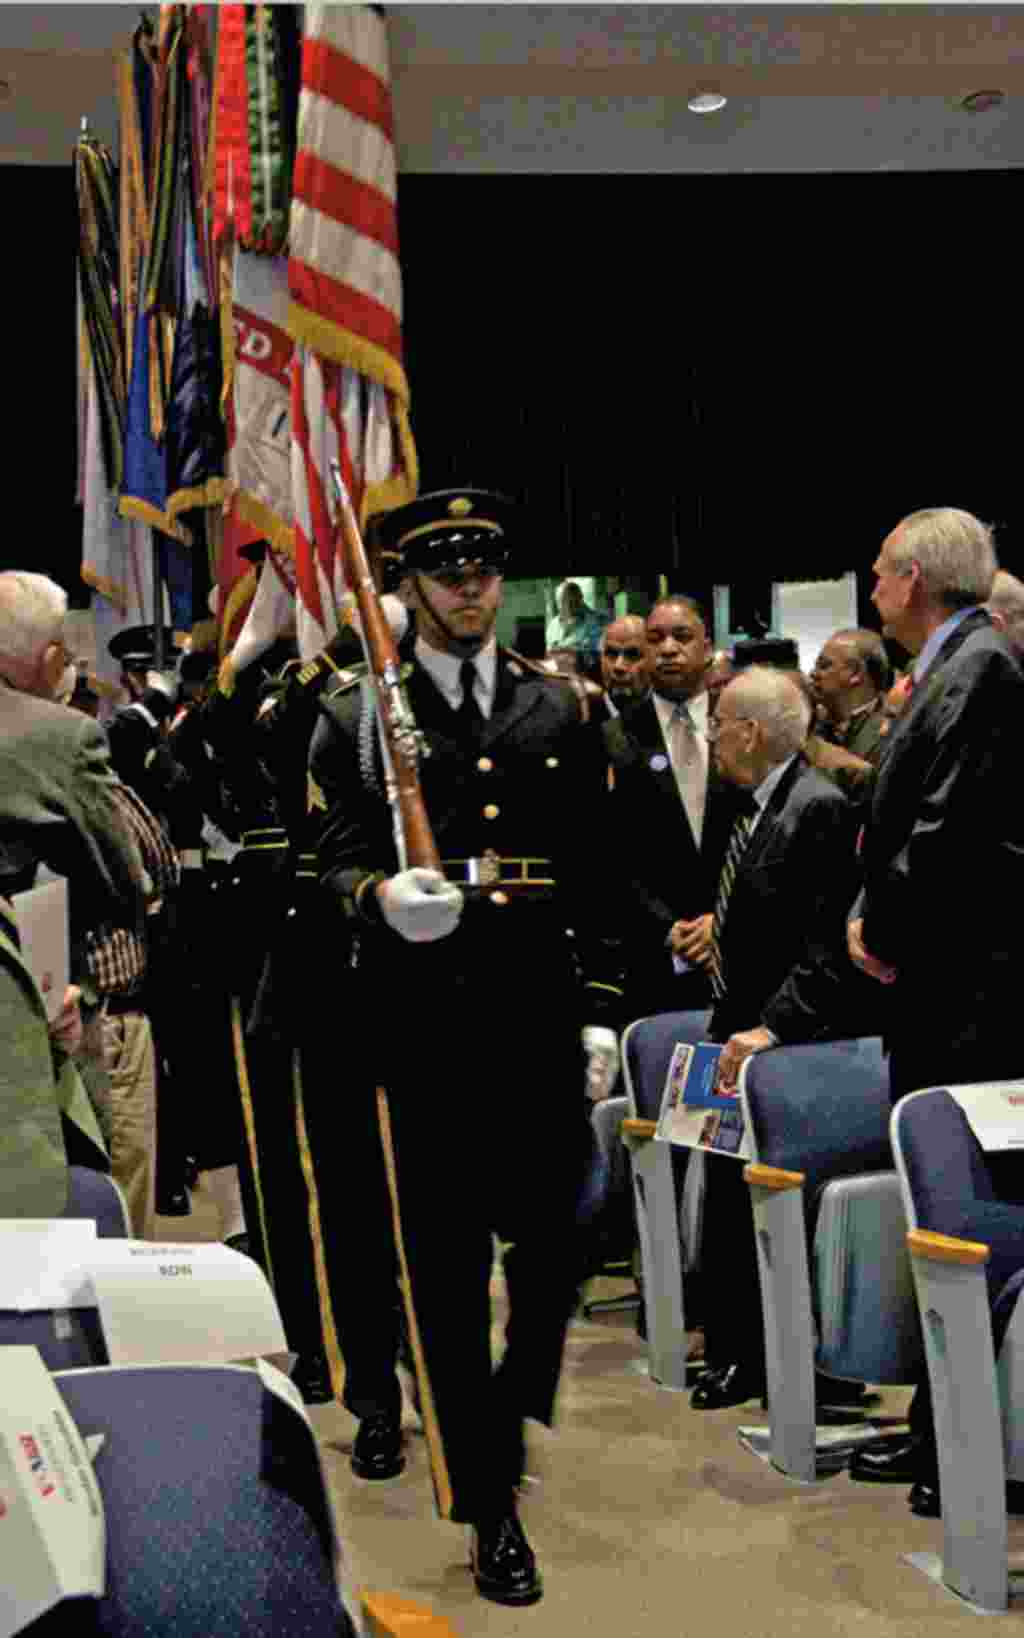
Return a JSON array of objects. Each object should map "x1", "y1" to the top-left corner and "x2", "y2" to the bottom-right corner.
[
  {"x1": 0, "y1": 1166, "x2": 129, "y2": 1369},
  {"x1": 578, "y1": 1094, "x2": 642, "y2": 1319},
  {"x1": 620, "y1": 1010, "x2": 710, "y2": 1389},
  {"x1": 740, "y1": 1038, "x2": 923, "y2": 1482},
  {"x1": 22, "y1": 1362, "x2": 360, "y2": 1636},
  {"x1": 892, "y1": 1084, "x2": 1024, "y2": 1612}
]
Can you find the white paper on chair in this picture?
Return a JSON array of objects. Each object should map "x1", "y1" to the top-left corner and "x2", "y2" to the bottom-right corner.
[
  {"x1": 0, "y1": 1222, "x2": 98, "y2": 1311},
  {"x1": 0, "y1": 1346, "x2": 105, "y2": 1638},
  {"x1": 86, "y1": 1242, "x2": 287, "y2": 1366},
  {"x1": 948, "y1": 1083, "x2": 1024, "y2": 1152},
  {"x1": 10, "y1": 876, "x2": 69, "y2": 1022},
  {"x1": 656, "y1": 1042, "x2": 754, "y2": 1160}
]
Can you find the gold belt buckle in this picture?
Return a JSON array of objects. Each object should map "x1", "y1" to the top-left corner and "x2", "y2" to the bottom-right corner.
[{"x1": 478, "y1": 848, "x2": 501, "y2": 887}]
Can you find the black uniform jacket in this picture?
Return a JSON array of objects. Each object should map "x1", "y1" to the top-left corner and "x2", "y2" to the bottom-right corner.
[
  {"x1": 309, "y1": 647, "x2": 624, "y2": 1022},
  {"x1": 708, "y1": 752, "x2": 864, "y2": 1044},
  {"x1": 860, "y1": 609, "x2": 1024, "y2": 1056},
  {"x1": 602, "y1": 696, "x2": 739, "y2": 984}
]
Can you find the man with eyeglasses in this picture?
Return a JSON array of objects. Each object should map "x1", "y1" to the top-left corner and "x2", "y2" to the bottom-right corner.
[
  {"x1": 306, "y1": 489, "x2": 624, "y2": 1607},
  {"x1": 687, "y1": 666, "x2": 865, "y2": 1413}
]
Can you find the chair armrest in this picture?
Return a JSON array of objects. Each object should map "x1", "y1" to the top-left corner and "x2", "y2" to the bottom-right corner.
[
  {"x1": 907, "y1": 1227, "x2": 990, "y2": 1266},
  {"x1": 744, "y1": 1163, "x2": 806, "y2": 1191},
  {"x1": 621, "y1": 1118, "x2": 658, "y2": 1146}
]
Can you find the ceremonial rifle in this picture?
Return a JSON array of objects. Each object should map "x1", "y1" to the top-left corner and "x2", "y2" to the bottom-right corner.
[
  {"x1": 328, "y1": 460, "x2": 455, "y2": 1520},
  {"x1": 328, "y1": 462, "x2": 441, "y2": 874}
]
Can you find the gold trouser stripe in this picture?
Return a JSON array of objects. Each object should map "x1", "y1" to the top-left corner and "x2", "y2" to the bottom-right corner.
[
  {"x1": 229, "y1": 995, "x2": 276, "y2": 1294},
  {"x1": 376, "y1": 1086, "x2": 454, "y2": 1521},
  {"x1": 291, "y1": 1048, "x2": 346, "y2": 1400}
]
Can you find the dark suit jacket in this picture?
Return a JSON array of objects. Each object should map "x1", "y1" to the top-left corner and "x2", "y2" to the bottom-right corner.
[
  {"x1": 708, "y1": 752, "x2": 865, "y2": 1044},
  {"x1": 603, "y1": 695, "x2": 738, "y2": 1013},
  {"x1": 860, "y1": 608, "x2": 1024, "y2": 1092}
]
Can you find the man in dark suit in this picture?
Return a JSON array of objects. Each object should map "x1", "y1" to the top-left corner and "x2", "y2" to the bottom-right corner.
[
  {"x1": 308, "y1": 489, "x2": 623, "y2": 1607},
  {"x1": 599, "y1": 613, "x2": 650, "y2": 716},
  {"x1": 846, "y1": 507, "x2": 1024, "y2": 1512},
  {"x1": 604, "y1": 595, "x2": 738, "y2": 1018},
  {"x1": 686, "y1": 666, "x2": 864, "y2": 1410}
]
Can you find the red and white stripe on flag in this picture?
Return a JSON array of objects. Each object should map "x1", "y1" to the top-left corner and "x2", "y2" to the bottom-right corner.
[{"x1": 288, "y1": 3, "x2": 417, "y2": 662}]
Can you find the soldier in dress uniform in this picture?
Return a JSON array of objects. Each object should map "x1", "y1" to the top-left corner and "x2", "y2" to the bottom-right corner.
[{"x1": 308, "y1": 488, "x2": 624, "y2": 1607}]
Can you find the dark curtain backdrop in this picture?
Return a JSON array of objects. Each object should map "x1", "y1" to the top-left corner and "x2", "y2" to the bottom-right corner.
[{"x1": 6, "y1": 164, "x2": 1021, "y2": 621}]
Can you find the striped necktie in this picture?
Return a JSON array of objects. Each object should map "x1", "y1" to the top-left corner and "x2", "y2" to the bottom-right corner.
[{"x1": 708, "y1": 795, "x2": 758, "y2": 1001}]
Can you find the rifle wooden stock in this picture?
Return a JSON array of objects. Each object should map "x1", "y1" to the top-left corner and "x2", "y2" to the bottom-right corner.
[{"x1": 330, "y1": 472, "x2": 442, "y2": 874}]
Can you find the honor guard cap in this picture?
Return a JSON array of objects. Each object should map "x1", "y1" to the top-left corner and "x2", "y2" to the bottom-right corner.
[
  {"x1": 374, "y1": 489, "x2": 517, "y2": 578},
  {"x1": 108, "y1": 624, "x2": 177, "y2": 671}
]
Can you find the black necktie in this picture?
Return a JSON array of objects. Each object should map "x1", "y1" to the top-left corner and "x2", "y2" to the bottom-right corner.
[
  {"x1": 455, "y1": 659, "x2": 484, "y2": 737},
  {"x1": 709, "y1": 792, "x2": 759, "y2": 1001}
]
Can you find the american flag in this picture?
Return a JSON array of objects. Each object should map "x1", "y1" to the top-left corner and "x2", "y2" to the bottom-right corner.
[{"x1": 287, "y1": 3, "x2": 417, "y2": 661}]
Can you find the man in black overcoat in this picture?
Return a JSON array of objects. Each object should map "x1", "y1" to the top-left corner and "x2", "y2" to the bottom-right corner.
[
  {"x1": 308, "y1": 489, "x2": 624, "y2": 1607},
  {"x1": 847, "y1": 506, "x2": 1024, "y2": 1512}
]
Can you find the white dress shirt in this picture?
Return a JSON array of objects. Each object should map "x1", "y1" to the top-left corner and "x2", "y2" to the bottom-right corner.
[
  {"x1": 653, "y1": 687, "x2": 710, "y2": 846},
  {"x1": 415, "y1": 636, "x2": 498, "y2": 720}
]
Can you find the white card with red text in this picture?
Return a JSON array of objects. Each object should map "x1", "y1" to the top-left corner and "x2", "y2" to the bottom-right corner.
[{"x1": 0, "y1": 1347, "x2": 105, "y2": 1637}]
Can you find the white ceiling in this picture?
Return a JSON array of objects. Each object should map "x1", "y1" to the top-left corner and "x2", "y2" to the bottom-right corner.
[{"x1": 2, "y1": 4, "x2": 1023, "y2": 173}]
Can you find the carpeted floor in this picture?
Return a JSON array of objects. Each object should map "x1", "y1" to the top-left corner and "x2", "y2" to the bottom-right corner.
[{"x1": 157, "y1": 1186, "x2": 1024, "y2": 1636}]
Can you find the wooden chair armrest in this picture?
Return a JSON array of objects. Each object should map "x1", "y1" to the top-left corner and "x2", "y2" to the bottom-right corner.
[
  {"x1": 907, "y1": 1227, "x2": 990, "y2": 1266},
  {"x1": 743, "y1": 1163, "x2": 806, "y2": 1191},
  {"x1": 621, "y1": 1118, "x2": 658, "y2": 1142}
]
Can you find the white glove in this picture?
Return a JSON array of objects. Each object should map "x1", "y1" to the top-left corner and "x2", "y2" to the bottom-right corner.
[
  {"x1": 378, "y1": 867, "x2": 463, "y2": 943},
  {"x1": 583, "y1": 1025, "x2": 620, "y2": 1102}
]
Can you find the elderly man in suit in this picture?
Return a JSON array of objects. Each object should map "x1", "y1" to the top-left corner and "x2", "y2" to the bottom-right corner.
[
  {"x1": 0, "y1": 573, "x2": 143, "y2": 976},
  {"x1": 846, "y1": 507, "x2": 1024, "y2": 1513},
  {"x1": 986, "y1": 567, "x2": 1024, "y2": 656},
  {"x1": 0, "y1": 572, "x2": 158, "y2": 1222},
  {"x1": 604, "y1": 595, "x2": 739, "y2": 1018},
  {"x1": 687, "y1": 666, "x2": 866, "y2": 1410}
]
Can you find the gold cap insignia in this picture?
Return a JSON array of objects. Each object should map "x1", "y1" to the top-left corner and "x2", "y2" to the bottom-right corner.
[{"x1": 448, "y1": 496, "x2": 472, "y2": 517}]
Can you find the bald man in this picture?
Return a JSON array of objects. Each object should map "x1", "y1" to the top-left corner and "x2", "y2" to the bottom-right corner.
[{"x1": 599, "y1": 615, "x2": 650, "y2": 716}]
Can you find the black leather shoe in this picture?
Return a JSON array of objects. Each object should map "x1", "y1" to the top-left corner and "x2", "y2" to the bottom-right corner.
[
  {"x1": 351, "y1": 1412, "x2": 405, "y2": 1480},
  {"x1": 908, "y1": 1477, "x2": 1024, "y2": 1520},
  {"x1": 909, "y1": 1480, "x2": 940, "y2": 1517},
  {"x1": 291, "y1": 1351, "x2": 333, "y2": 1406},
  {"x1": 848, "y1": 1432, "x2": 925, "y2": 1484},
  {"x1": 691, "y1": 1363, "x2": 765, "y2": 1410},
  {"x1": 815, "y1": 1374, "x2": 868, "y2": 1407},
  {"x1": 470, "y1": 1511, "x2": 543, "y2": 1606}
]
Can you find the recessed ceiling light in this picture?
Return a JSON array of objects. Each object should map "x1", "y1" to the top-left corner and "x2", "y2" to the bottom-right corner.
[
  {"x1": 688, "y1": 91, "x2": 727, "y2": 115},
  {"x1": 960, "y1": 89, "x2": 1005, "y2": 114}
]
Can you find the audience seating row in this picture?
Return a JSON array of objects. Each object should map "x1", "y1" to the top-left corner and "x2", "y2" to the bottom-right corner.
[
  {"x1": 613, "y1": 1013, "x2": 1024, "y2": 1614},
  {"x1": 1, "y1": 1170, "x2": 451, "y2": 1638}
]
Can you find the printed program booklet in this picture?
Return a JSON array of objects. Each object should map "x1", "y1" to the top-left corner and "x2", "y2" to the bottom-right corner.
[{"x1": 656, "y1": 1041, "x2": 755, "y2": 1161}]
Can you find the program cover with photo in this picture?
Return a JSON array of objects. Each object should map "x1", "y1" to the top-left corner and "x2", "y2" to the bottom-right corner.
[{"x1": 656, "y1": 1041, "x2": 754, "y2": 1161}]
